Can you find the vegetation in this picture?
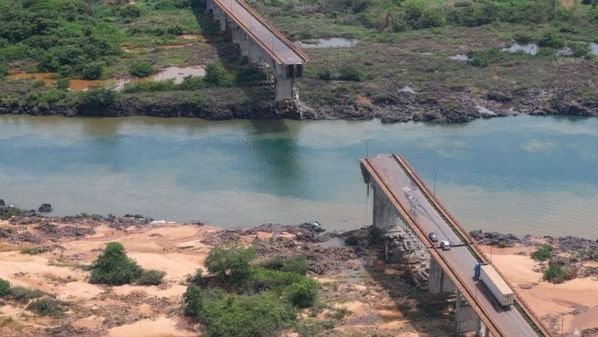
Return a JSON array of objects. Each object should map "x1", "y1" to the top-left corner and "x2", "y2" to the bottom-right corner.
[
  {"x1": 531, "y1": 244, "x2": 553, "y2": 261},
  {"x1": 129, "y1": 60, "x2": 154, "y2": 78},
  {"x1": 0, "y1": 278, "x2": 10, "y2": 297},
  {"x1": 26, "y1": 298, "x2": 65, "y2": 317},
  {"x1": 184, "y1": 244, "x2": 319, "y2": 337},
  {"x1": 89, "y1": 242, "x2": 165, "y2": 285},
  {"x1": 368, "y1": 226, "x2": 385, "y2": 246},
  {"x1": 344, "y1": 235, "x2": 359, "y2": 246}
]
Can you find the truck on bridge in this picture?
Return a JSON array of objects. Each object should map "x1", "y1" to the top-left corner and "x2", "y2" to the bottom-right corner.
[{"x1": 475, "y1": 263, "x2": 515, "y2": 308}]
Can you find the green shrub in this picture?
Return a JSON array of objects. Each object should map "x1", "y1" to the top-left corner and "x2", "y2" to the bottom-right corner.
[
  {"x1": 262, "y1": 255, "x2": 309, "y2": 275},
  {"x1": 344, "y1": 235, "x2": 359, "y2": 246},
  {"x1": 531, "y1": 244, "x2": 553, "y2": 261},
  {"x1": 82, "y1": 63, "x2": 103, "y2": 80},
  {"x1": 205, "y1": 62, "x2": 234, "y2": 87},
  {"x1": 183, "y1": 284, "x2": 204, "y2": 317},
  {"x1": 78, "y1": 88, "x2": 120, "y2": 116},
  {"x1": 368, "y1": 227, "x2": 384, "y2": 246},
  {"x1": 55, "y1": 78, "x2": 70, "y2": 90},
  {"x1": 0, "y1": 278, "x2": 10, "y2": 297},
  {"x1": 538, "y1": 32, "x2": 565, "y2": 49},
  {"x1": 286, "y1": 278, "x2": 318, "y2": 308},
  {"x1": 205, "y1": 245, "x2": 256, "y2": 284},
  {"x1": 201, "y1": 292, "x2": 295, "y2": 337},
  {"x1": 249, "y1": 268, "x2": 303, "y2": 293},
  {"x1": 135, "y1": 269, "x2": 166, "y2": 285},
  {"x1": 543, "y1": 264, "x2": 570, "y2": 284},
  {"x1": 512, "y1": 32, "x2": 534, "y2": 44},
  {"x1": 180, "y1": 76, "x2": 206, "y2": 90},
  {"x1": 122, "y1": 80, "x2": 177, "y2": 93},
  {"x1": 129, "y1": 60, "x2": 154, "y2": 78},
  {"x1": 316, "y1": 69, "x2": 332, "y2": 81},
  {"x1": 10, "y1": 287, "x2": 44, "y2": 303},
  {"x1": 337, "y1": 65, "x2": 365, "y2": 81},
  {"x1": 0, "y1": 63, "x2": 7, "y2": 77},
  {"x1": 90, "y1": 242, "x2": 142, "y2": 285},
  {"x1": 26, "y1": 298, "x2": 64, "y2": 316},
  {"x1": 568, "y1": 42, "x2": 590, "y2": 57}
]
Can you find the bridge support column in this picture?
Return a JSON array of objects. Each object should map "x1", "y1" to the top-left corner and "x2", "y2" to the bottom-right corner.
[
  {"x1": 429, "y1": 258, "x2": 456, "y2": 294},
  {"x1": 455, "y1": 290, "x2": 481, "y2": 336},
  {"x1": 372, "y1": 183, "x2": 399, "y2": 230}
]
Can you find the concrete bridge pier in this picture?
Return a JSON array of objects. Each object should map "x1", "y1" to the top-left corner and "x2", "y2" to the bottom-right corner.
[
  {"x1": 429, "y1": 258, "x2": 456, "y2": 294},
  {"x1": 455, "y1": 290, "x2": 483, "y2": 336}
]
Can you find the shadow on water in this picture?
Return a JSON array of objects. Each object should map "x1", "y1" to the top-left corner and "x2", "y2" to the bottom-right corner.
[{"x1": 239, "y1": 119, "x2": 307, "y2": 197}]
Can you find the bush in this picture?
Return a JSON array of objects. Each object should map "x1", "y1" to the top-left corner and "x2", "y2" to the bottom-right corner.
[
  {"x1": 204, "y1": 62, "x2": 234, "y2": 87},
  {"x1": 543, "y1": 264, "x2": 570, "y2": 284},
  {"x1": 249, "y1": 268, "x2": 304, "y2": 293},
  {"x1": 531, "y1": 244, "x2": 553, "y2": 261},
  {"x1": 201, "y1": 292, "x2": 295, "y2": 337},
  {"x1": 262, "y1": 255, "x2": 309, "y2": 275},
  {"x1": 205, "y1": 245, "x2": 257, "y2": 284},
  {"x1": 286, "y1": 278, "x2": 318, "y2": 308},
  {"x1": 183, "y1": 284, "x2": 204, "y2": 317},
  {"x1": 0, "y1": 278, "x2": 10, "y2": 297},
  {"x1": 82, "y1": 63, "x2": 103, "y2": 80},
  {"x1": 78, "y1": 88, "x2": 120, "y2": 116},
  {"x1": 135, "y1": 269, "x2": 166, "y2": 285},
  {"x1": 344, "y1": 235, "x2": 359, "y2": 246},
  {"x1": 538, "y1": 32, "x2": 565, "y2": 49},
  {"x1": 90, "y1": 242, "x2": 142, "y2": 285},
  {"x1": 512, "y1": 32, "x2": 534, "y2": 44},
  {"x1": 368, "y1": 227, "x2": 384, "y2": 246},
  {"x1": 337, "y1": 65, "x2": 365, "y2": 81},
  {"x1": 568, "y1": 42, "x2": 590, "y2": 57},
  {"x1": 26, "y1": 298, "x2": 64, "y2": 316},
  {"x1": 129, "y1": 60, "x2": 154, "y2": 78},
  {"x1": 316, "y1": 69, "x2": 332, "y2": 81},
  {"x1": 55, "y1": 78, "x2": 70, "y2": 90},
  {"x1": 10, "y1": 287, "x2": 44, "y2": 303}
]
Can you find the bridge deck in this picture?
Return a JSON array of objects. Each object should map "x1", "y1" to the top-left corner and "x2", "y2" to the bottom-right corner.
[
  {"x1": 212, "y1": 0, "x2": 308, "y2": 65},
  {"x1": 362, "y1": 155, "x2": 551, "y2": 337}
]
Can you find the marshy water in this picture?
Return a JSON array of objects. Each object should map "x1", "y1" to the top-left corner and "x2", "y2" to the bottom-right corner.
[{"x1": 0, "y1": 115, "x2": 597, "y2": 238}]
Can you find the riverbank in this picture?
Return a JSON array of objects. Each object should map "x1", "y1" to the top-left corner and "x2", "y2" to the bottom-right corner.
[{"x1": 1, "y1": 207, "x2": 597, "y2": 337}]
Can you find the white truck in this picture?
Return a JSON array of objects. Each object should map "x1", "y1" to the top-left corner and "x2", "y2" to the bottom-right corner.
[{"x1": 475, "y1": 263, "x2": 514, "y2": 308}]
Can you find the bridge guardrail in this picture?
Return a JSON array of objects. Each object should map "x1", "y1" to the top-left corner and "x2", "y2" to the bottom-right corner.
[{"x1": 393, "y1": 155, "x2": 553, "y2": 337}]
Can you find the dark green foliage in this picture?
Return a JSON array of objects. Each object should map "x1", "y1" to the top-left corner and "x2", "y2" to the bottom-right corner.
[
  {"x1": 368, "y1": 226, "x2": 384, "y2": 246},
  {"x1": 55, "y1": 78, "x2": 70, "y2": 90},
  {"x1": 286, "y1": 278, "x2": 318, "y2": 308},
  {"x1": 205, "y1": 61, "x2": 235, "y2": 87},
  {"x1": 337, "y1": 65, "x2": 365, "y2": 81},
  {"x1": 543, "y1": 264, "x2": 570, "y2": 283},
  {"x1": 0, "y1": 278, "x2": 10, "y2": 297},
  {"x1": 135, "y1": 269, "x2": 166, "y2": 285},
  {"x1": 344, "y1": 235, "x2": 359, "y2": 246},
  {"x1": 0, "y1": 64, "x2": 7, "y2": 77},
  {"x1": 512, "y1": 32, "x2": 534, "y2": 44},
  {"x1": 249, "y1": 268, "x2": 304, "y2": 293},
  {"x1": 82, "y1": 62, "x2": 103, "y2": 80},
  {"x1": 183, "y1": 284, "x2": 204, "y2": 316},
  {"x1": 205, "y1": 245, "x2": 257, "y2": 284},
  {"x1": 26, "y1": 298, "x2": 64, "y2": 316},
  {"x1": 200, "y1": 292, "x2": 296, "y2": 337},
  {"x1": 538, "y1": 32, "x2": 565, "y2": 48},
  {"x1": 129, "y1": 60, "x2": 154, "y2": 78},
  {"x1": 568, "y1": 42, "x2": 590, "y2": 57},
  {"x1": 78, "y1": 88, "x2": 120, "y2": 116},
  {"x1": 262, "y1": 255, "x2": 309, "y2": 275},
  {"x1": 316, "y1": 69, "x2": 332, "y2": 81},
  {"x1": 531, "y1": 244, "x2": 553, "y2": 261},
  {"x1": 90, "y1": 242, "x2": 142, "y2": 285},
  {"x1": 10, "y1": 287, "x2": 44, "y2": 303}
]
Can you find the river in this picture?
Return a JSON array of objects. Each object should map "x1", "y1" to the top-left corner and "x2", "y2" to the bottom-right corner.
[{"x1": 0, "y1": 115, "x2": 597, "y2": 238}]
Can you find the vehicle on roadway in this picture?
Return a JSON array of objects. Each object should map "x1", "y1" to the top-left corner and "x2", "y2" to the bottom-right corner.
[
  {"x1": 439, "y1": 240, "x2": 451, "y2": 250},
  {"x1": 428, "y1": 232, "x2": 438, "y2": 242},
  {"x1": 475, "y1": 263, "x2": 514, "y2": 308}
]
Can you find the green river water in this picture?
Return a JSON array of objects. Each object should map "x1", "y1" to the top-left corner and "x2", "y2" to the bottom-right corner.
[{"x1": 1, "y1": 114, "x2": 597, "y2": 238}]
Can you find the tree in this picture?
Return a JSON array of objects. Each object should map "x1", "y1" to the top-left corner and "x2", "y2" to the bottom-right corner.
[
  {"x1": 0, "y1": 278, "x2": 10, "y2": 297},
  {"x1": 82, "y1": 62, "x2": 103, "y2": 80},
  {"x1": 183, "y1": 284, "x2": 203, "y2": 317},
  {"x1": 205, "y1": 245, "x2": 256, "y2": 284},
  {"x1": 129, "y1": 60, "x2": 154, "y2": 78},
  {"x1": 89, "y1": 242, "x2": 142, "y2": 285},
  {"x1": 286, "y1": 278, "x2": 318, "y2": 308},
  {"x1": 204, "y1": 61, "x2": 234, "y2": 87}
]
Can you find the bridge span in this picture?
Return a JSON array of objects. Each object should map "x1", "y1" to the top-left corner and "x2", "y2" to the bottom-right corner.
[
  {"x1": 360, "y1": 155, "x2": 553, "y2": 337},
  {"x1": 206, "y1": 0, "x2": 309, "y2": 101}
]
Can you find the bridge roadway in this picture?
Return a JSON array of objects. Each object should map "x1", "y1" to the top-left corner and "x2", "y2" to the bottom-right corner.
[
  {"x1": 212, "y1": 0, "x2": 308, "y2": 65},
  {"x1": 361, "y1": 155, "x2": 549, "y2": 337}
]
